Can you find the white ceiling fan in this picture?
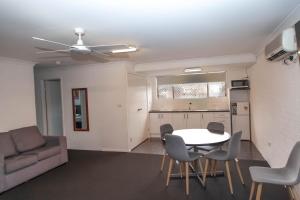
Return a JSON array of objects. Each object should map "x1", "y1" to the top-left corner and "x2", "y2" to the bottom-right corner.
[{"x1": 32, "y1": 27, "x2": 137, "y2": 56}]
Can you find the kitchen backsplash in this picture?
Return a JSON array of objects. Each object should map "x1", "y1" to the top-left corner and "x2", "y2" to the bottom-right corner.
[{"x1": 151, "y1": 96, "x2": 229, "y2": 110}]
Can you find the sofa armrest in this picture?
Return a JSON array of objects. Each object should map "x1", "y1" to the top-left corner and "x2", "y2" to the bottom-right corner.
[
  {"x1": 0, "y1": 153, "x2": 4, "y2": 192},
  {"x1": 44, "y1": 136, "x2": 68, "y2": 163}
]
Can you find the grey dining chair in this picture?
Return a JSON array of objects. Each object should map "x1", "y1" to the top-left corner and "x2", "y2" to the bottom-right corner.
[
  {"x1": 203, "y1": 131, "x2": 244, "y2": 195},
  {"x1": 160, "y1": 124, "x2": 174, "y2": 171},
  {"x1": 197, "y1": 122, "x2": 225, "y2": 152},
  {"x1": 165, "y1": 134, "x2": 202, "y2": 195},
  {"x1": 249, "y1": 141, "x2": 300, "y2": 200}
]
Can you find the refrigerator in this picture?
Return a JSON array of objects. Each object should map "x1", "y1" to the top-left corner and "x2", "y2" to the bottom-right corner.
[{"x1": 230, "y1": 89, "x2": 251, "y2": 140}]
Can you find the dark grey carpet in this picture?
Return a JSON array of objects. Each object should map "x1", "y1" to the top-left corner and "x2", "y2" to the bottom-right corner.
[{"x1": 0, "y1": 150, "x2": 289, "y2": 200}]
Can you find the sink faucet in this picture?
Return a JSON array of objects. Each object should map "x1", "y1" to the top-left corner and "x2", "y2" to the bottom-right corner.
[{"x1": 188, "y1": 102, "x2": 192, "y2": 110}]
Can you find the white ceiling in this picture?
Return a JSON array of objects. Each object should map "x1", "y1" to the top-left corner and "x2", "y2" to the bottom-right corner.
[{"x1": 0, "y1": 0, "x2": 299, "y2": 66}]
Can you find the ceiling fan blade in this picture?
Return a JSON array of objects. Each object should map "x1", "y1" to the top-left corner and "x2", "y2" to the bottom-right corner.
[
  {"x1": 32, "y1": 37, "x2": 71, "y2": 47},
  {"x1": 92, "y1": 50, "x2": 111, "y2": 57},
  {"x1": 36, "y1": 49, "x2": 70, "y2": 54},
  {"x1": 88, "y1": 44, "x2": 129, "y2": 51}
]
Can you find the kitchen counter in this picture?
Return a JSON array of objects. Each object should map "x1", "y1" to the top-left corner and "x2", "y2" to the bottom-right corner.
[{"x1": 149, "y1": 109, "x2": 230, "y2": 113}]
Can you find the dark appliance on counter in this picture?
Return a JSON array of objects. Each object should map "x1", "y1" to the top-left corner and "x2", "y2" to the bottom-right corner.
[{"x1": 231, "y1": 79, "x2": 249, "y2": 89}]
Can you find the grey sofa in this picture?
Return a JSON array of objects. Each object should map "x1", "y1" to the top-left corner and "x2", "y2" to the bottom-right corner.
[{"x1": 0, "y1": 126, "x2": 68, "y2": 193}]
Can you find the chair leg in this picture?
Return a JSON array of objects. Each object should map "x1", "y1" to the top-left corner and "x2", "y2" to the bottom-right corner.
[
  {"x1": 203, "y1": 159, "x2": 210, "y2": 186},
  {"x1": 179, "y1": 162, "x2": 183, "y2": 178},
  {"x1": 213, "y1": 160, "x2": 218, "y2": 177},
  {"x1": 287, "y1": 186, "x2": 296, "y2": 200},
  {"x1": 166, "y1": 158, "x2": 174, "y2": 186},
  {"x1": 255, "y1": 183, "x2": 263, "y2": 200},
  {"x1": 249, "y1": 182, "x2": 256, "y2": 200},
  {"x1": 160, "y1": 153, "x2": 166, "y2": 171},
  {"x1": 235, "y1": 158, "x2": 245, "y2": 185},
  {"x1": 210, "y1": 160, "x2": 216, "y2": 176},
  {"x1": 185, "y1": 162, "x2": 189, "y2": 195},
  {"x1": 225, "y1": 161, "x2": 234, "y2": 195},
  {"x1": 198, "y1": 159, "x2": 204, "y2": 174}
]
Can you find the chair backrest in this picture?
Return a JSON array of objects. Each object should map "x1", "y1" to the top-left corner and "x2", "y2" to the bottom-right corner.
[
  {"x1": 207, "y1": 122, "x2": 224, "y2": 134},
  {"x1": 225, "y1": 131, "x2": 242, "y2": 160},
  {"x1": 160, "y1": 124, "x2": 174, "y2": 140},
  {"x1": 165, "y1": 134, "x2": 190, "y2": 162},
  {"x1": 285, "y1": 141, "x2": 300, "y2": 185}
]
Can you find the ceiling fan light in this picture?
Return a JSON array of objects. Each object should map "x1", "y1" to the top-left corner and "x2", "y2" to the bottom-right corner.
[
  {"x1": 184, "y1": 67, "x2": 202, "y2": 73},
  {"x1": 112, "y1": 46, "x2": 137, "y2": 53}
]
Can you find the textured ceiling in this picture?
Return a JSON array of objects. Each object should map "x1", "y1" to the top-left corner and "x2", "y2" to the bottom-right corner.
[{"x1": 0, "y1": 0, "x2": 299, "y2": 66}]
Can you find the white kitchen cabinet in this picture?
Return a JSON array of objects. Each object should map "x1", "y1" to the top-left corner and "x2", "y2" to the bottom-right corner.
[
  {"x1": 149, "y1": 111, "x2": 231, "y2": 136},
  {"x1": 171, "y1": 113, "x2": 186, "y2": 130},
  {"x1": 202, "y1": 112, "x2": 214, "y2": 128},
  {"x1": 149, "y1": 113, "x2": 172, "y2": 136},
  {"x1": 186, "y1": 113, "x2": 202, "y2": 128},
  {"x1": 149, "y1": 113, "x2": 161, "y2": 134},
  {"x1": 171, "y1": 113, "x2": 202, "y2": 130},
  {"x1": 160, "y1": 113, "x2": 172, "y2": 125}
]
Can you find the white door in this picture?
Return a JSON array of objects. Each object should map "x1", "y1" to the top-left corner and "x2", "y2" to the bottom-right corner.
[
  {"x1": 171, "y1": 113, "x2": 186, "y2": 130},
  {"x1": 44, "y1": 80, "x2": 63, "y2": 136},
  {"x1": 186, "y1": 113, "x2": 202, "y2": 128},
  {"x1": 127, "y1": 74, "x2": 148, "y2": 150}
]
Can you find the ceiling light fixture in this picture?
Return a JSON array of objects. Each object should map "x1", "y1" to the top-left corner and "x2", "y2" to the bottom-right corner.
[
  {"x1": 184, "y1": 67, "x2": 202, "y2": 73},
  {"x1": 112, "y1": 46, "x2": 137, "y2": 53}
]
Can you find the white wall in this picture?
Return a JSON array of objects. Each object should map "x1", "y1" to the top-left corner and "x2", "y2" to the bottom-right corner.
[
  {"x1": 35, "y1": 62, "x2": 130, "y2": 151},
  {"x1": 0, "y1": 57, "x2": 36, "y2": 132},
  {"x1": 249, "y1": 6, "x2": 300, "y2": 196}
]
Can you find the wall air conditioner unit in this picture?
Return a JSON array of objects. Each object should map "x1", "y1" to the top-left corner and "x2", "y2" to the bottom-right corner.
[{"x1": 265, "y1": 28, "x2": 297, "y2": 61}]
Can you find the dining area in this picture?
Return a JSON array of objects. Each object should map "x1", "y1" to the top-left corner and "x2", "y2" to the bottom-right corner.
[{"x1": 158, "y1": 123, "x2": 300, "y2": 200}]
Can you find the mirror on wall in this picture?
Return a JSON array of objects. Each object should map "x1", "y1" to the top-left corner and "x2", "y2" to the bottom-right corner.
[
  {"x1": 295, "y1": 21, "x2": 300, "y2": 63},
  {"x1": 72, "y1": 88, "x2": 89, "y2": 131}
]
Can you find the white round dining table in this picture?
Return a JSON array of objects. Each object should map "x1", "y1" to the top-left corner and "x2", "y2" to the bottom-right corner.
[{"x1": 172, "y1": 129, "x2": 231, "y2": 146}]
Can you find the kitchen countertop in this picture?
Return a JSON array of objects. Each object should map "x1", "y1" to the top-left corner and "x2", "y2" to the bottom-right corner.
[{"x1": 149, "y1": 109, "x2": 230, "y2": 113}]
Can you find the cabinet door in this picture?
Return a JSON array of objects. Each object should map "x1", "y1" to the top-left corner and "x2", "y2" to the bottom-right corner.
[
  {"x1": 149, "y1": 113, "x2": 161, "y2": 134},
  {"x1": 201, "y1": 112, "x2": 214, "y2": 129},
  {"x1": 171, "y1": 113, "x2": 186, "y2": 130},
  {"x1": 186, "y1": 113, "x2": 202, "y2": 129},
  {"x1": 160, "y1": 113, "x2": 172, "y2": 125}
]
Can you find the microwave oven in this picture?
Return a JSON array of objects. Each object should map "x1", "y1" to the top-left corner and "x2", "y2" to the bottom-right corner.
[{"x1": 231, "y1": 80, "x2": 249, "y2": 88}]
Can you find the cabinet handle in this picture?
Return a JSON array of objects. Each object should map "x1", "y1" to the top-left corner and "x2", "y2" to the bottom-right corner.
[
  {"x1": 187, "y1": 114, "x2": 189, "y2": 119},
  {"x1": 183, "y1": 114, "x2": 185, "y2": 119}
]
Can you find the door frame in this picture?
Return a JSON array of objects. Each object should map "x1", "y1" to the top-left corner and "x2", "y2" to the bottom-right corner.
[{"x1": 40, "y1": 78, "x2": 65, "y2": 136}]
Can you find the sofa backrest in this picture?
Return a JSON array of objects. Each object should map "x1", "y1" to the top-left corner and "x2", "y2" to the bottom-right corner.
[
  {"x1": 10, "y1": 126, "x2": 46, "y2": 152},
  {"x1": 0, "y1": 132, "x2": 18, "y2": 158}
]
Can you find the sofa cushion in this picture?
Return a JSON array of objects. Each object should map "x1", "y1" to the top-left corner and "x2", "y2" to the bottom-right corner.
[
  {"x1": 10, "y1": 126, "x2": 46, "y2": 152},
  {"x1": 5, "y1": 154, "x2": 38, "y2": 174},
  {"x1": 23, "y1": 145, "x2": 61, "y2": 161},
  {"x1": 0, "y1": 132, "x2": 18, "y2": 158}
]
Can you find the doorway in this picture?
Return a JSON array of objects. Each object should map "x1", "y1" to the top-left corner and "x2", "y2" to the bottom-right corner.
[{"x1": 43, "y1": 79, "x2": 63, "y2": 136}]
